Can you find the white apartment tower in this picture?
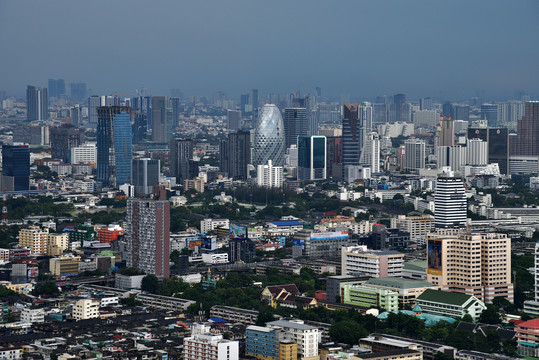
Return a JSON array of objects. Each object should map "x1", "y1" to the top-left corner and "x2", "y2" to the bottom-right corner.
[
  {"x1": 257, "y1": 160, "x2": 283, "y2": 188},
  {"x1": 466, "y1": 138, "x2": 488, "y2": 166},
  {"x1": 360, "y1": 132, "x2": 380, "y2": 173}
]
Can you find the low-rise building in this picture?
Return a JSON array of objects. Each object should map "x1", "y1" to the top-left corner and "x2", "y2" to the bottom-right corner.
[
  {"x1": 414, "y1": 289, "x2": 486, "y2": 321},
  {"x1": 49, "y1": 256, "x2": 80, "y2": 277},
  {"x1": 515, "y1": 318, "x2": 539, "y2": 358},
  {"x1": 200, "y1": 219, "x2": 230, "y2": 234},
  {"x1": 20, "y1": 308, "x2": 45, "y2": 324},
  {"x1": 136, "y1": 293, "x2": 196, "y2": 311},
  {"x1": 183, "y1": 324, "x2": 239, "y2": 360},
  {"x1": 364, "y1": 277, "x2": 435, "y2": 306},
  {"x1": 292, "y1": 230, "x2": 350, "y2": 258},
  {"x1": 210, "y1": 305, "x2": 259, "y2": 325},
  {"x1": 341, "y1": 284, "x2": 399, "y2": 311},
  {"x1": 392, "y1": 215, "x2": 434, "y2": 245}
]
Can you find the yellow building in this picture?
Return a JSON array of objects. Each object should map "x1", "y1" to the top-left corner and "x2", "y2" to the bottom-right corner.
[
  {"x1": 47, "y1": 233, "x2": 69, "y2": 256},
  {"x1": 18, "y1": 226, "x2": 49, "y2": 255},
  {"x1": 0, "y1": 248, "x2": 9, "y2": 262},
  {"x1": 426, "y1": 229, "x2": 513, "y2": 303},
  {"x1": 50, "y1": 256, "x2": 80, "y2": 277},
  {"x1": 0, "y1": 281, "x2": 33, "y2": 294},
  {"x1": 278, "y1": 340, "x2": 297, "y2": 360}
]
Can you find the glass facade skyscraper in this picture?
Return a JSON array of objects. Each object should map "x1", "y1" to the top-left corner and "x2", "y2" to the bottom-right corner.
[
  {"x1": 253, "y1": 104, "x2": 285, "y2": 167},
  {"x1": 97, "y1": 106, "x2": 132, "y2": 187},
  {"x1": 2, "y1": 145, "x2": 30, "y2": 191},
  {"x1": 298, "y1": 135, "x2": 326, "y2": 180}
]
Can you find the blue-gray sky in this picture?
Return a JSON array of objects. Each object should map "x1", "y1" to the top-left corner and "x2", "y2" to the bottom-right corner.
[{"x1": 1, "y1": 0, "x2": 538, "y2": 100}]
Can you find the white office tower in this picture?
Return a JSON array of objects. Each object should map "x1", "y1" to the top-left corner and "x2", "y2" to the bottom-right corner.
[
  {"x1": 404, "y1": 138, "x2": 426, "y2": 171},
  {"x1": 524, "y1": 242, "x2": 539, "y2": 316},
  {"x1": 437, "y1": 145, "x2": 466, "y2": 173},
  {"x1": 71, "y1": 143, "x2": 97, "y2": 164},
  {"x1": 360, "y1": 132, "x2": 380, "y2": 173},
  {"x1": 434, "y1": 168, "x2": 467, "y2": 229},
  {"x1": 257, "y1": 160, "x2": 283, "y2": 188},
  {"x1": 466, "y1": 138, "x2": 488, "y2": 166}
]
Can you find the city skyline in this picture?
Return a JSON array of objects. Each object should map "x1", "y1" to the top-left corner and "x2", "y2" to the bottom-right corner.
[{"x1": 0, "y1": 0, "x2": 538, "y2": 100}]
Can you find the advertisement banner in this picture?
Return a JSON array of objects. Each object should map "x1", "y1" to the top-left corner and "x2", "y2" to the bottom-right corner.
[{"x1": 427, "y1": 239, "x2": 443, "y2": 276}]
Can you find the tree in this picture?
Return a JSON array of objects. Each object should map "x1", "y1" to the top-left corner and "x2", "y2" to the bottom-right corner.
[
  {"x1": 32, "y1": 281, "x2": 60, "y2": 297},
  {"x1": 256, "y1": 306, "x2": 275, "y2": 326},
  {"x1": 329, "y1": 320, "x2": 368, "y2": 345},
  {"x1": 141, "y1": 274, "x2": 159, "y2": 293},
  {"x1": 478, "y1": 305, "x2": 502, "y2": 324},
  {"x1": 0, "y1": 285, "x2": 18, "y2": 298}
]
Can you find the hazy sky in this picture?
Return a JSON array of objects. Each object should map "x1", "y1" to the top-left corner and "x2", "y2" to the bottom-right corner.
[{"x1": 1, "y1": 0, "x2": 538, "y2": 101}]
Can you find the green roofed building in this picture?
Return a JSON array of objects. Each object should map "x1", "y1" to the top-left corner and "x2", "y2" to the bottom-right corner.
[
  {"x1": 402, "y1": 260, "x2": 427, "y2": 280},
  {"x1": 341, "y1": 284, "x2": 398, "y2": 311},
  {"x1": 364, "y1": 277, "x2": 435, "y2": 306},
  {"x1": 415, "y1": 289, "x2": 486, "y2": 320}
]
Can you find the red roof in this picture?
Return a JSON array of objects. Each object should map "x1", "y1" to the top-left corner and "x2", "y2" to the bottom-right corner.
[{"x1": 516, "y1": 318, "x2": 539, "y2": 329}]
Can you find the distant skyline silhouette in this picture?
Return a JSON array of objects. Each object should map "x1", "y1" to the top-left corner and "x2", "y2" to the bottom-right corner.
[{"x1": 1, "y1": 0, "x2": 538, "y2": 101}]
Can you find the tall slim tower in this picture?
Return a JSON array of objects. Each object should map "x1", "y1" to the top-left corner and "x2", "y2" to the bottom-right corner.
[
  {"x1": 152, "y1": 96, "x2": 173, "y2": 143},
  {"x1": 26, "y1": 85, "x2": 48, "y2": 122},
  {"x1": 253, "y1": 104, "x2": 285, "y2": 167},
  {"x1": 342, "y1": 104, "x2": 360, "y2": 179},
  {"x1": 170, "y1": 138, "x2": 194, "y2": 183},
  {"x1": 132, "y1": 158, "x2": 160, "y2": 196},
  {"x1": 1, "y1": 145, "x2": 30, "y2": 191},
  {"x1": 220, "y1": 131, "x2": 251, "y2": 180},
  {"x1": 126, "y1": 186, "x2": 170, "y2": 278},
  {"x1": 404, "y1": 138, "x2": 426, "y2": 171},
  {"x1": 434, "y1": 169, "x2": 467, "y2": 229},
  {"x1": 359, "y1": 132, "x2": 380, "y2": 173},
  {"x1": 297, "y1": 135, "x2": 327, "y2": 180},
  {"x1": 283, "y1": 107, "x2": 309, "y2": 148},
  {"x1": 96, "y1": 106, "x2": 132, "y2": 187},
  {"x1": 514, "y1": 101, "x2": 539, "y2": 156}
]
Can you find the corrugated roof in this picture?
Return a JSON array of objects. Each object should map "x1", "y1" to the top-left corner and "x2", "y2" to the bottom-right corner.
[
  {"x1": 365, "y1": 277, "x2": 434, "y2": 289},
  {"x1": 403, "y1": 261, "x2": 427, "y2": 271},
  {"x1": 272, "y1": 221, "x2": 302, "y2": 226}
]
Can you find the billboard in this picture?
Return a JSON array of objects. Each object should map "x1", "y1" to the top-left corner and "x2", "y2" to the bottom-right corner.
[
  {"x1": 292, "y1": 239, "x2": 305, "y2": 249},
  {"x1": 229, "y1": 225, "x2": 247, "y2": 239},
  {"x1": 427, "y1": 239, "x2": 443, "y2": 276},
  {"x1": 310, "y1": 231, "x2": 349, "y2": 240}
]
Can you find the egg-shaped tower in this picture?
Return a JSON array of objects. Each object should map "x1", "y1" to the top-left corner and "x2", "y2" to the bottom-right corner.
[{"x1": 253, "y1": 104, "x2": 286, "y2": 167}]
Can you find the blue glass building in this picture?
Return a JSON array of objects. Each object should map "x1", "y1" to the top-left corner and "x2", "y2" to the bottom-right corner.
[
  {"x1": 297, "y1": 135, "x2": 326, "y2": 181},
  {"x1": 245, "y1": 326, "x2": 278, "y2": 359},
  {"x1": 97, "y1": 106, "x2": 132, "y2": 187},
  {"x1": 2, "y1": 145, "x2": 30, "y2": 191}
]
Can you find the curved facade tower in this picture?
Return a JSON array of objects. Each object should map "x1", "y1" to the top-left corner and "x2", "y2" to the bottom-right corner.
[{"x1": 253, "y1": 104, "x2": 286, "y2": 166}]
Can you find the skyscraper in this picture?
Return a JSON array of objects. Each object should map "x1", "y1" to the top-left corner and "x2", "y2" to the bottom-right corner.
[
  {"x1": 126, "y1": 186, "x2": 170, "y2": 278},
  {"x1": 26, "y1": 85, "x2": 48, "y2": 122},
  {"x1": 359, "y1": 132, "x2": 380, "y2": 173},
  {"x1": 434, "y1": 169, "x2": 467, "y2": 229},
  {"x1": 88, "y1": 95, "x2": 102, "y2": 127},
  {"x1": 96, "y1": 106, "x2": 132, "y2": 187},
  {"x1": 342, "y1": 104, "x2": 360, "y2": 178},
  {"x1": 283, "y1": 107, "x2": 309, "y2": 148},
  {"x1": 297, "y1": 135, "x2": 326, "y2": 181},
  {"x1": 70, "y1": 83, "x2": 87, "y2": 103},
  {"x1": 227, "y1": 110, "x2": 241, "y2": 131},
  {"x1": 49, "y1": 124, "x2": 84, "y2": 163},
  {"x1": 132, "y1": 158, "x2": 160, "y2": 196},
  {"x1": 453, "y1": 104, "x2": 470, "y2": 121},
  {"x1": 481, "y1": 104, "x2": 499, "y2": 127},
  {"x1": 419, "y1": 97, "x2": 433, "y2": 110},
  {"x1": 2, "y1": 145, "x2": 30, "y2": 191},
  {"x1": 514, "y1": 101, "x2": 539, "y2": 156},
  {"x1": 253, "y1": 104, "x2": 286, "y2": 167},
  {"x1": 170, "y1": 138, "x2": 194, "y2": 183},
  {"x1": 132, "y1": 113, "x2": 147, "y2": 144},
  {"x1": 220, "y1": 131, "x2": 251, "y2": 180},
  {"x1": 466, "y1": 138, "x2": 488, "y2": 166},
  {"x1": 152, "y1": 96, "x2": 173, "y2": 143},
  {"x1": 359, "y1": 102, "x2": 373, "y2": 136},
  {"x1": 169, "y1": 97, "x2": 181, "y2": 128},
  {"x1": 48, "y1": 79, "x2": 65, "y2": 99},
  {"x1": 437, "y1": 115, "x2": 455, "y2": 147},
  {"x1": 392, "y1": 94, "x2": 405, "y2": 123},
  {"x1": 442, "y1": 102, "x2": 453, "y2": 119},
  {"x1": 467, "y1": 126, "x2": 509, "y2": 174},
  {"x1": 404, "y1": 138, "x2": 426, "y2": 171},
  {"x1": 250, "y1": 89, "x2": 259, "y2": 118},
  {"x1": 326, "y1": 136, "x2": 342, "y2": 178}
]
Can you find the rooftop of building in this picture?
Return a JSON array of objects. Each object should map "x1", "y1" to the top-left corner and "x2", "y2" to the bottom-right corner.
[
  {"x1": 365, "y1": 277, "x2": 434, "y2": 289},
  {"x1": 271, "y1": 221, "x2": 303, "y2": 226},
  {"x1": 516, "y1": 318, "x2": 539, "y2": 329},
  {"x1": 416, "y1": 289, "x2": 476, "y2": 306},
  {"x1": 403, "y1": 261, "x2": 427, "y2": 271},
  {"x1": 356, "y1": 349, "x2": 420, "y2": 359},
  {"x1": 267, "y1": 319, "x2": 317, "y2": 331}
]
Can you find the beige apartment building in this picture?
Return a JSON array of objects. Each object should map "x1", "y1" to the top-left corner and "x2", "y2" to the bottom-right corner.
[
  {"x1": 47, "y1": 233, "x2": 69, "y2": 256},
  {"x1": 392, "y1": 215, "x2": 434, "y2": 245},
  {"x1": 426, "y1": 229, "x2": 513, "y2": 303},
  {"x1": 18, "y1": 226, "x2": 49, "y2": 255}
]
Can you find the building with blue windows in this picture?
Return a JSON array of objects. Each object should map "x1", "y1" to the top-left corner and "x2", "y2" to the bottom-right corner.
[
  {"x1": 245, "y1": 325, "x2": 279, "y2": 360},
  {"x1": 2, "y1": 145, "x2": 30, "y2": 191},
  {"x1": 97, "y1": 106, "x2": 132, "y2": 187},
  {"x1": 297, "y1": 135, "x2": 326, "y2": 181}
]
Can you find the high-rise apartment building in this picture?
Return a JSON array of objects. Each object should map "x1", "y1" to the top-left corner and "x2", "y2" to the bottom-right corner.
[
  {"x1": 26, "y1": 85, "x2": 48, "y2": 122},
  {"x1": 412, "y1": 110, "x2": 439, "y2": 130},
  {"x1": 2, "y1": 145, "x2": 30, "y2": 191},
  {"x1": 96, "y1": 106, "x2": 132, "y2": 187},
  {"x1": 524, "y1": 242, "x2": 539, "y2": 316},
  {"x1": 88, "y1": 95, "x2": 102, "y2": 127},
  {"x1": 437, "y1": 115, "x2": 455, "y2": 147},
  {"x1": 250, "y1": 89, "x2": 259, "y2": 118},
  {"x1": 434, "y1": 170, "x2": 466, "y2": 229},
  {"x1": 437, "y1": 145, "x2": 466, "y2": 173},
  {"x1": 253, "y1": 104, "x2": 286, "y2": 167},
  {"x1": 283, "y1": 107, "x2": 309, "y2": 148},
  {"x1": 70, "y1": 83, "x2": 87, "y2": 103},
  {"x1": 419, "y1": 97, "x2": 433, "y2": 110},
  {"x1": 466, "y1": 138, "x2": 488, "y2": 166},
  {"x1": 454, "y1": 104, "x2": 470, "y2": 121},
  {"x1": 257, "y1": 160, "x2": 283, "y2": 188},
  {"x1": 220, "y1": 131, "x2": 251, "y2": 180},
  {"x1": 266, "y1": 320, "x2": 319, "y2": 359},
  {"x1": 126, "y1": 187, "x2": 170, "y2": 278},
  {"x1": 49, "y1": 124, "x2": 84, "y2": 163},
  {"x1": 48, "y1": 79, "x2": 65, "y2": 99},
  {"x1": 227, "y1": 109, "x2": 241, "y2": 130},
  {"x1": 132, "y1": 158, "x2": 160, "y2": 196},
  {"x1": 426, "y1": 229, "x2": 513, "y2": 303},
  {"x1": 183, "y1": 324, "x2": 239, "y2": 360},
  {"x1": 169, "y1": 97, "x2": 181, "y2": 127},
  {"x1": 404, "y1": 138, "x2": 426, "y2": 171},
  {"x1": 18, "y1": 226, "x2": 49, "y2": 255},
  {"x1": 170, "y1": 138, "x2": 194, "y2": 183},
  {"x1": 297, "y1": 135, "x2": 326, "y2": 181},
  {"x1": 71, "y1": 143, "x2": 97, "y2": 164},
  {"x1": 151, "y1": 96, "x2": 173, "y2": 143},
  {"x1": 360, "y1": 132, "x2": 380, "y2": 173},
  {"x1": 391, "y1": 94, "x2": 406, "y2": 123}
]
